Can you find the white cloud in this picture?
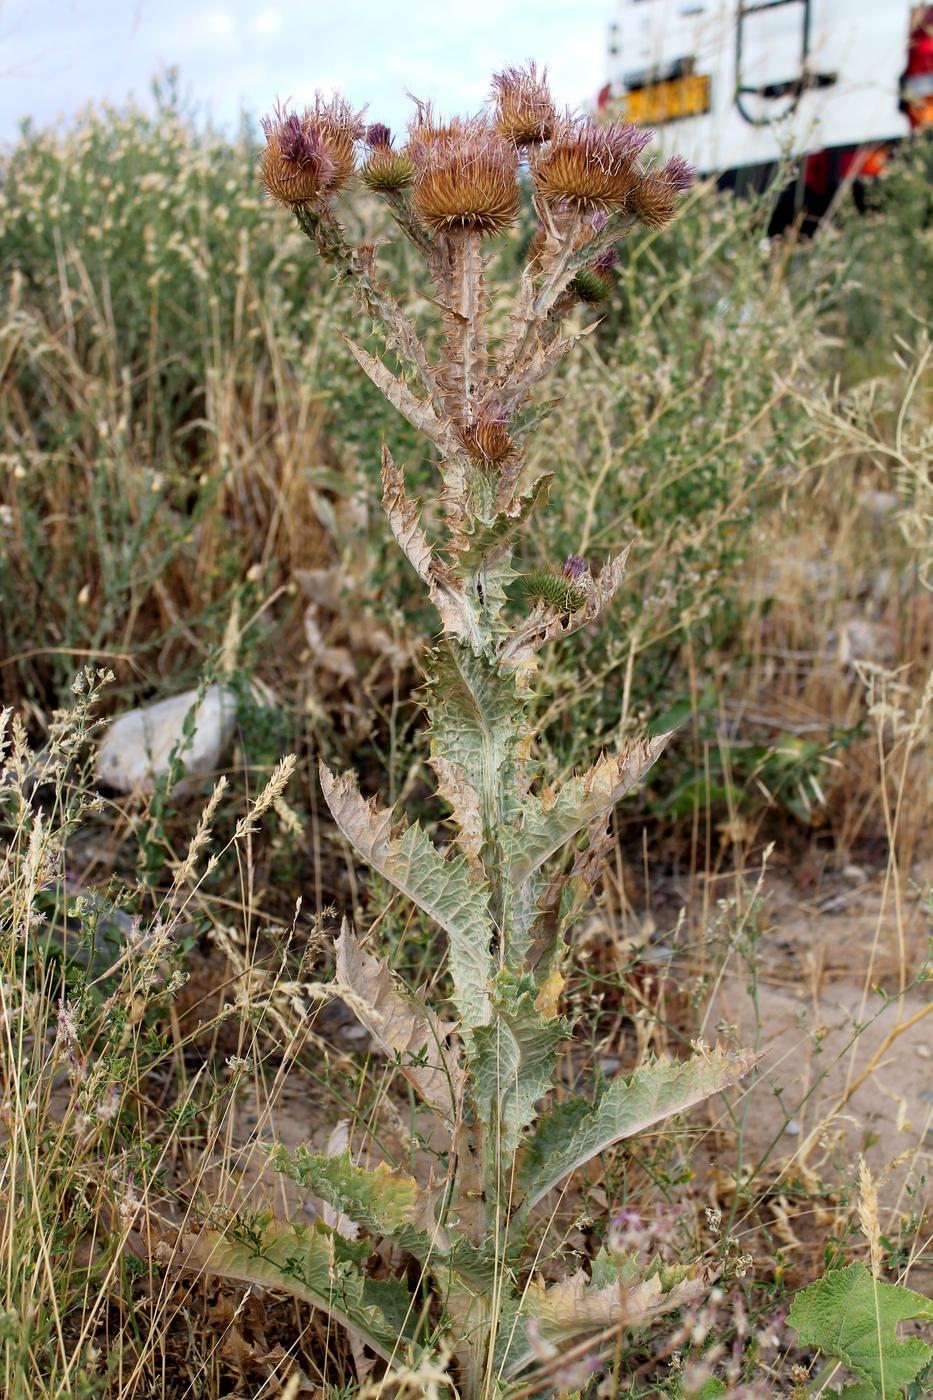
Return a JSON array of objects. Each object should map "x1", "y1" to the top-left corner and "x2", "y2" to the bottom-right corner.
[
  {"x1": 0, "y1": 0, "x2": 613, "y2": 141},
  {"x1": 249, "y1": 8, "x2": 282, "y2": 37},
  {"x1": 204, "y1": 9, "x2": 235, "y2": 40}
]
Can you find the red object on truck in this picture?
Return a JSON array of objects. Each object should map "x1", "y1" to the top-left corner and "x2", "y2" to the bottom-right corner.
[{"x1": 902, "y1": 5, "x2": 933, "y2": 129}]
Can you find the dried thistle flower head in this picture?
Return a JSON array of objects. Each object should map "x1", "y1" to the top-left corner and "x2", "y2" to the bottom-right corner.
[
  {"x1": 312, "y1": 93, "x2": 367, "y2": 186},
  {"x1": 409, "y1": 115, "x2": 519, "y2": 235},
  {"x1": 259, "y1": 95, "x2": 366, "y2": 207},
  {"x1": 259, "y1": 104, "x2": 338, "y2": 207},
  {"x1": 458, "y1": 406, "x2": 516, "y2": 464},
  {"x1": 406, "y1": 99, "x2": 457, "y2": 151},
  {"x1": 532, "y1": 117, "x2": 652, "y2": 211},
  {"x1": 632, "y1": 155, "x2": 694, "y2": 228},
  {"x1": 491, "y1": 62, "x2": 556, "y2": 146},
  {"x1": 366, "y1": 122, "x2": 393, "y2": 149}
]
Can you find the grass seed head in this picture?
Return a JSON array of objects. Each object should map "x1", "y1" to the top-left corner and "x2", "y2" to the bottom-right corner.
[
  {"x1": 532, "y1": 117, "x2": 653, "y2": 211},
  {"x1": 409, "y1": 115, "x2": 519, "y2": 235},
  {"x1": 491, "y1": 62, "x2": 556, "y2": 146}
]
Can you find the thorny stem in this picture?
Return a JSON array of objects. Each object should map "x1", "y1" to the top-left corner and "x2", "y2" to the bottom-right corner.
[
  {"x1": 381, "y1": 188, "x2": 437, "y2": 262},
  {"x1": 454, "y1": 230, "x2": 486, "y2": 424},
  {"x1": 491, "y1": 206, "x2": 591, "y2": 399},
  {"x1": 295, "y1": 203, "x2": 446, "y2": 417},
  {"x1": 499, "y1": 211, "x2": 638, "y2": 398},
  {"x1": 533, "y1": 208, "x2": 583, "y2": 317}
]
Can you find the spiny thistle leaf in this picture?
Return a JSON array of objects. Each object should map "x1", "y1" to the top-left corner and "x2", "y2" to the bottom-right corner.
[
  {"x1": 381, "y1": 446, "x2": 482, "y2": 647},
  {"x1": 342, "y1": 335, "x2": 462, "y2": 462},
  {"x1": 176, "y1": 1220, "x2": 415, "y2": 1363},
  {"x1": 504, "y1": 736, "x2": 673, "y2": 887},
  {"x1": 471, "y1": 975, "x2": 567, "y2": 1167},
  {"x1": 788, "y1": 1261, "x2": 933, "y2": 1398},
  {"x1": 494, "y1": 316, "x2": 602, "y2": 422},
  {"x1": 448, "y1": 473, "x2": 552, "y2": 572},
  {"x1": 500, "y1": 818, "x2": 611, "y2": 972},
  {"x1": 425, "y1": 640, "x2": 526, "y2": 855},
  {"x1": 270, "y1": 1146, "x2": 443, "y2": 1259},
  {"x1": 429, "y1": 755, "x2": 484, "y2": 870},
  {"x1": 320, "y1": 763, "x2": 494, "y2": 1028},
  {"x1": 335, "y1": 921, "x2": 463, "y2": 1117},
  {"x1": 499, "y1": 1267, "x2": 709, "y2": 1380},
  {"x1": 517, "y1": 1045, "x2": 760, "y2": 1212}
]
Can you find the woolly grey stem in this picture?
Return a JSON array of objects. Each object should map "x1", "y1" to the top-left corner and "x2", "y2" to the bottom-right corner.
[{"x1": 451, "y1": 229, "x2": 486, "y2": 425}]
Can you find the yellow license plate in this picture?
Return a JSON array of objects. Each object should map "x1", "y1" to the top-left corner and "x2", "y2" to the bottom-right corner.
[{"x1": 622, "y1": 73, "x2": 711, "y2": 125}]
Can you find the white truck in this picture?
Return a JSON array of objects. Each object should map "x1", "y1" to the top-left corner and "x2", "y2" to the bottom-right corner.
[{"x1": 598, "y1": 2, "x2": 932, "y2": 223}]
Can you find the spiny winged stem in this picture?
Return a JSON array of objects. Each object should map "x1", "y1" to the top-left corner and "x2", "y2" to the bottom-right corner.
[{"x1": 227, "y1": 80, "x2": 757, "y2": 1395}]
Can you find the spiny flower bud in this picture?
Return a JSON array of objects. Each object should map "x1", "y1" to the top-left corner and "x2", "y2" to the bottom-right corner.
[
  {"x1": 361, "y1": 148, "x2": 416, "y2": 193},
  {"x1": 361, "y1": 121, "x2": 416, "y2": 192},
  {"x1": 259, "y1": 105, "x2": 337, "y2": 207},
  {"x1": 569, "y1": 244, "x2": 619, "y2": 303},
  {"x1": 632, "y1": 155, "x2": 695, "y2": 229},
  {"x1": 532, "y1": 118, "x2": 652, "y2": 212},
  {"x1": 568, "y1": 267, "x2": 613, "y2": 303},
  {"x1": 409, "y1": 115, "x2": 519, "y2": 235},
  {"x1": 407, "y1": 99, "x2": 457, "y2": 151},
  {"x1": 458, "y1": 406, "x2": 516, "y2": 465},
  {"x1": 491, "y1": 62, "x2": 556, "y2": 146},
  {"x1": 523, "y1": 565, "x2": 587, "y2": 613}
]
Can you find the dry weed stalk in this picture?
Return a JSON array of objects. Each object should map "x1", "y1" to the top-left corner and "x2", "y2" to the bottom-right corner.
[{"x1": 183, "y1": 70, "x2": 758, "y2": 1394}]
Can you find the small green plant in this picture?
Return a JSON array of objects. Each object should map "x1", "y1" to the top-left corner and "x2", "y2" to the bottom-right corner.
[
  {"x1": 184, "y1": 71, "x2": 757, "y2": 1394},
  {"x1": 789, "y1": 1264, "x2": 933, "y2": 1398},
  {"x1": 788, "y1": 1159, "x2": 933, "y2": 1398}
]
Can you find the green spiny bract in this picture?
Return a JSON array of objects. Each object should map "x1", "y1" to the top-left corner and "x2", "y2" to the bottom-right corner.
[
  {"x1": 569, "y1": 265, "x2": 613, "y2": 304},
  {"x1": 193, "y1": 66, "x2": 755, "y2": 1397},
  {"x1": 522, "y1": 564, "x2": 588, "y2": 613}
]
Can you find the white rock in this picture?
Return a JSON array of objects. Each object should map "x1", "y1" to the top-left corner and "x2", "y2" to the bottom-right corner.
[
  {"x1": 96, "y1": 684, "x2": 237, "y2": 794},
  {"x1": 838, "y1": 618, "x2": 895, "y2": 666},
  {"x1": 860, "y1": 489, "x2": 898, "y2": 519}
]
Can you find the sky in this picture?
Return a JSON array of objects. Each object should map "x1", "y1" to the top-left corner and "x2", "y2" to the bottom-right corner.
[{"x1": 0, "y1": 0, "x2": 615, "y2": 142}]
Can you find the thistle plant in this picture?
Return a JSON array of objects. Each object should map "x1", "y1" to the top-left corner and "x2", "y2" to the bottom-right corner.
[{"x1": 190, "y1": 69, "x2": 756, "y2": 1394}]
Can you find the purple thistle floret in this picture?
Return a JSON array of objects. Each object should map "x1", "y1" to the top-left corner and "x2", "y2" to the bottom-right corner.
[
  {"x1": 603, "y1": 120, "x2": 654, "y2": 164},
  {"x1": 663, "y1": 154, "x2": 694, "y2": 191},
  {"x1": 264, "y1": 110, "x2": 320, "y2": 169},
  {"x1": 366, "y1": 122, "x2": 393, "y2": 149},
  {"x1": 589, "y1": 211, "x2": 610, "y2": 235},
  {"x1": 593, "y1": 246, "x2": 619, "y2": 273},
  {"x1": 562, "y1": 553, "x2": 587, "y2": 581}
]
